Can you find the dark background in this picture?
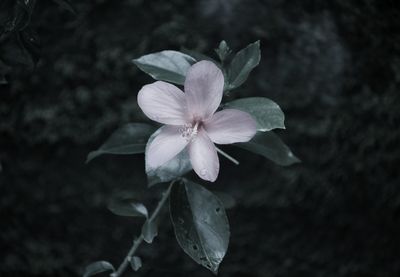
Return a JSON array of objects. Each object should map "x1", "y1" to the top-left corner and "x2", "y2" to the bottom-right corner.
[{"x1": 1, "y1": 0, "x2": 400, "y2": 276}]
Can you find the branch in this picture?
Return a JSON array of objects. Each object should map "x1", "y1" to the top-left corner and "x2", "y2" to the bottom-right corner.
[{"x1": 110, "y1": 181, "x2": 175, "y2": 277}]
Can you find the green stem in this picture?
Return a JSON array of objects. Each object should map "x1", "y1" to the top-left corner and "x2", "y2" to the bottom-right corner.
[
  {"x1": 216, "y1": 147, "x2": 239, "y2": 165},
  {"x1": 111, "y1": 181, "x2": 175, "y2": 277}
]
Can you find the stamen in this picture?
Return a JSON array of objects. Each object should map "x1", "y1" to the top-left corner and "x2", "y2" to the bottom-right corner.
[
  {"x1": 192, "y1": 121, "x2": 199, "y2": 137},
  {"x1": 180, "y1": 122, "x2": 199, "y2": 142}
]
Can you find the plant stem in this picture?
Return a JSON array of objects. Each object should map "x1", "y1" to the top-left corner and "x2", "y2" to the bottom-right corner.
[
  {"x1": 111, "y1": 181, "x2": 175, "y2": 277},
  {"x1": 216, "y1": 147, "x2": 239, "y2": 165}
]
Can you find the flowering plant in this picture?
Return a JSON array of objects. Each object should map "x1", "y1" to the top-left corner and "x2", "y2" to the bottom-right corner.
[{"x1": 83, "y1": 41, "x2": 299, "y2": 277}]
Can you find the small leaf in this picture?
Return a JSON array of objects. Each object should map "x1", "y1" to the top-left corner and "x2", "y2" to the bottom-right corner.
[
  {"x1": 83, "y1": 261, "x2": 115, "y2": 277},
  {"x1": 86, "y1": 123, "x2": 155, "y2": 163},
  {"x1": 133, "y1": 50, "x2": 196, "y2": 85},
  {"x1": 227, "y1": 41, "x2": 261, "y2": 90},
  {"x1": 170, "y1": 179, "x2": 230, "y2": 273},
  {"x1": 145, "y1": 127, "x2": 192, "y2": 186},
  {"x1": 129, "y1": 256, "x2": 142, "y2": 271},
  {"x1": 225, "y1": 97, "x2": 285, "y2": 131},
  {"x1": 108, "y1": 198, "x2": 148, "y2": 218},
  {"x1": 142, "y1": 219, "x2": 158, "y2": 243},
  {"x1": 236, "y1": 131, "x2": 300, "y2": 166},
  {"x1": 215, "y1": 40, "x2": 231, "y2": 62}
]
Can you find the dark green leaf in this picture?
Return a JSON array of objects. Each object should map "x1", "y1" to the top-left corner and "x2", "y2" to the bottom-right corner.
[
  {"x1": 142, "y1": 219, "x2": 158, "y2": 243},
  {"x1": 86, "y1": 123, "x2": 155, "y2": 163},
  {"x1": 236, "y1": 131, "x2": 300, "y2": 166},
  {"x1": 108, "y1": 198, "x2": 148, "y2": 218},
  {"x1": 170, "y1": 179, "x2": 230, "y2": 273},
  {"x1": 129, "y1": 256, "x2": 142, "y2": 271},
  {"x1": 227, "y1": 41, "x2": 261, "y2": 90},
  {"x1": 145, "y1": 127, "x2": 192, "y2": 186},
  {"x1": 83, "y1": 261, "x2": 115, "y2": 277},
  {"x1": 225, "y1": 97, "x2": 285, "y2": 131},
  {"x1": 133, "y1": 50, "x2": 196, "y2": 85}
]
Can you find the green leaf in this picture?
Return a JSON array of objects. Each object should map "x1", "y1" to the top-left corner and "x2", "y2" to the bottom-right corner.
[
  {"x1": 142, "y1": 219, "x2": 158, "y2": 243},
  {"x1": 133, "y1": 50, "x2": 196, "y2": 85},
  {"x1": 83, "y1": 261, "x2": 115, "y2": 277},
  {"x1": 225, "y1": 97, "x2": 285, "y2": 131},
  {"x1": 214, "y1": 40, "x2": 231, "y2": 62},
  {"x1": 236, "y1": 131, "x2": 300, "y2": 166},
  {"x1": 108, "y1": 198, "x2": 148, "y2": 218},
  {"x1": 170, "y1": 179, "x2": 230, "y2": 273},
  {"x1": 227, "y1": 41, "x2": 261, "y2": 90},
  {"x1": 129, "y1": 256, "x2": 142, "y2": 271},
  {"x1": 86, "y1": 123, "x2": 155, "y2": 163},
  {"x1": 145, "y1": 127, "x2": 192, "y2": 186}
]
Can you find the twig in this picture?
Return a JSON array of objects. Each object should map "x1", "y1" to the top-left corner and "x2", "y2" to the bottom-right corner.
[
  {"x1": 110, "y1": 181, "x2": 175, "y2": 277},
  {"x1": 216, "y1": 146, "x2": 239, "y2": 165}
]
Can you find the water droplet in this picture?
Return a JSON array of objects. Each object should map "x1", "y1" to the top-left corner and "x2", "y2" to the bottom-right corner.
[{"x1": 200, "y1": 169, "x2": 207, "y2": 176}]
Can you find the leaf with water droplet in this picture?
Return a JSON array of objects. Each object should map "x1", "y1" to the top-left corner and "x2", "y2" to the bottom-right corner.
[
  {"x1": 86, "y1": 123, "x2": 156, "y2": 163},
  {"x1": 225, "y1": 97, "x2": 285, "y2": 131},
  {"x1": 83, "y1": 261, "x2": 115, "y2": 277},
  {"x1": 170, "y1": 179, "x2": 230, "y2": 273},
  {"x1": 236, "y1": 131, "x2": 300, "y2": 166}
]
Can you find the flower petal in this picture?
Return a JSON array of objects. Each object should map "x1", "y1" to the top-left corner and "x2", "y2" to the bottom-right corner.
[
  {"x1": 184, "y1": 61, "x2": 224, "y2": 120},
  {"x1": 138, "y1": 81, "x2": 187, "y2": 125},
  {"x1": 204, "y1": 109, "x2": 257, "y2": 144},
  {"x1": 146, "y1": 126, "x2": 188, "y2": 169},
  {"x1": 188, "y1": 129, "x2": 219, "y2": 182}
]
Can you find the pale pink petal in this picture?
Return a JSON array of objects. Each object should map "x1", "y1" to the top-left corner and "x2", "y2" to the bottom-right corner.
[
  {"x1": 204, "y1": 109, "x2": 257, "y2": 144},
  {"x1": 188, "y1": 129, "x2": 219, "y2": 182},
  {"x1": 184, "y1": 61, "x2": 224, "y2": 120},
  {"x1": 146, "y1": 126, "x2": 188, "y2": 169},
  {"x1": 138, "y1": 81, "x2": 187, "y2": 125}
]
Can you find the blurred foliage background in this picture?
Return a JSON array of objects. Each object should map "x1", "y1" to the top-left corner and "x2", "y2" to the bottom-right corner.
[{"x1": 1, "y1": 0, "x2": 399, "y2": 276}]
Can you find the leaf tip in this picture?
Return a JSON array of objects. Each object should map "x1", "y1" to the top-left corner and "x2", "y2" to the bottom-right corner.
[{"x1": 85, "y1": 153, "x2": 94, "y2": 164}]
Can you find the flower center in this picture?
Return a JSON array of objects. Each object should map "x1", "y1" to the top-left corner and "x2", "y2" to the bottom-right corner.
[{"x1": 180, "y1": 121, "x2": 200, "y2": 142}]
